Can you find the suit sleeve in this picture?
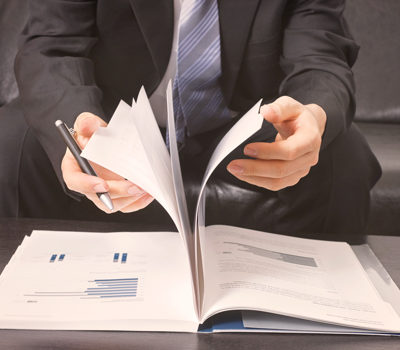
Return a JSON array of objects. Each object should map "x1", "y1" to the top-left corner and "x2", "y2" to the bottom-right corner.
[
  {"x1": 279, "y1": 0, "x2": 359, "y2": 149},
  {"x1": 15, "y1": 0, "x2": 104, "y2": 195}
]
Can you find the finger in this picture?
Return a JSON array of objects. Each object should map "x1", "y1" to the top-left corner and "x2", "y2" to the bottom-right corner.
[
  {"x1": 244, "y1": 127, "x2": 321, "y2": 161},
  {"x1": 86, "y1": 193, "x2": 113, "y2": 214},
  {"x1": 260, "y1": 96, "x2": 304, "y2": 124},
  {"x1": 62, "y1": 150, "x2": 109, "y2": 194},
  {"x1": 74, "y1": 112, "x2": 107, "y2": 137},
  {"x1": 87, "y1": 192, "x2": 153, "y2": 213},
  {"x1": 233, "y1": 168, "x2": 310, "y2": 192},
  {"x1": 228, "y1": 151, "x2": 319, "y2": 178},
  {"x1": 74, "y1": 113, "x2": 107, "y2": 149},
  {"x1": 260, "y1": 97, "x2": 306, "y2": 139},
  {"x1": 87, "y1": 192, "x2": 146, "y2": 211},
  {"x1": 106, "y1": 180, "x2": 147, "y2": 199},
  {"x1": 119, "y1": 194, "x2": 154, "y2": 213}
]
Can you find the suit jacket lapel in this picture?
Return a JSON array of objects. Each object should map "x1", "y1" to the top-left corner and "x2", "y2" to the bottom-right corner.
[
  {"x1": 129, "y1": 0, "x2": 173, "y2": 87},
  {"x1": 218, "y1": 0, "x2": 261, "y2": 104},
  {"x1": 129, "y1": 0, "x2": 260, "y2": 104}
]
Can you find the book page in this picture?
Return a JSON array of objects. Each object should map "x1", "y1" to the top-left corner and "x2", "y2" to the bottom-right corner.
[
  {"x1": 165, "y1": 82, "x2": 200, "y2": 316},
  {"x1": 199, "y1": 225, "x2": 400, "y2": 333},
  {"x1": 192, "y1": 101, "x2": 263, "y2": 312},
  {"x1": 193, "y1": 101, "x2": 263, "y2": 229},
  {"x1": 81, "y1": 96, "x2": 182, "y2": 234},
  {"x1": 165, "y1": 82, "x2": 193, "y2": 256},
  {"x1": 241, "y1": 244, "x2": 400, "y2": 335},
  {"x1": 133, "y1": 88, "x2": 178, "y2": 210},
  {"x1": 0, "y1": 230, "x2": 198, "y2": 332}
]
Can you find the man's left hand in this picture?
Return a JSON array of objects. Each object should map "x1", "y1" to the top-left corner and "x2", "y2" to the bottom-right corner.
[{"x1": 227, "y1": 96, "x2": 327, "y2": 191}]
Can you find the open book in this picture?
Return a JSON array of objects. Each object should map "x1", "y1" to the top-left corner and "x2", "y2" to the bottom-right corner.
[{"x1": 0, "y1": 84, "x2": 400, "y2": 334}]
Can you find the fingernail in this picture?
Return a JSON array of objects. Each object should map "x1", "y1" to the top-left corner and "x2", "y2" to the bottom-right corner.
[
  {"x1": 128, "y1": 186, "x2": 145, "y2": 196},
  {"x1": 244, "y1": 147, "x2": 257, "y2": 157},
  {"x1": 94, "y1": 183, "x2": 108, "y2": 193},
  {"x1": 228, "y1": 164, "x2": 244, "y2": 174}
]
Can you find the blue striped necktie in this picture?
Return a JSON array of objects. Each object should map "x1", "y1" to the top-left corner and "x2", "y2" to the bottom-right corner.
[{"x1": 173, "y1": 0, "x2": 232, "y2": 146}]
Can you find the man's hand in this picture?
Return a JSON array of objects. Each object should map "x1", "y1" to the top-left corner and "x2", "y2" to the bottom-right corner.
[
  {"x1": 227, "y1": 96, "x2": 327, "y2": 191},
  {"x1": 61, "y1": 112, "x2": 153, "y2": 213}
]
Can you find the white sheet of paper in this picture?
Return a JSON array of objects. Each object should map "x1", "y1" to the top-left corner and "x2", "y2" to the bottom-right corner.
[
  {"x1": 165, "y1": 82, "x2": 200, "y2": 315},
  {"x1": 199, "y1": 225, "x2": 400, "y2": 333},
  {"x1": 81, "y1": 99, "x2": 182, "y2": 234},
  {"x1": 132, "y1": 88, "x2": 178, "y2": 211},
  {"x1": 194, "y1": 101, "x2": 263, "y2": 227},
  {"x1": 242, "y1": 245, "x2": 400, "y2": 335},
  {"x1": 165, "y1": 82, "x2": 192, "y2": 247},
  {"x1": 0, "y1": 230, "x2": 198, "y2": 332}
]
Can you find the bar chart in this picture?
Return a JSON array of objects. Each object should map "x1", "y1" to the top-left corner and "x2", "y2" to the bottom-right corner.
[
  {"x1": 24, "y1": 277, "x2": 139, "y2": 300},
  {"x1": 85, "y1": 278, "x2": 138, "y2": 298}
]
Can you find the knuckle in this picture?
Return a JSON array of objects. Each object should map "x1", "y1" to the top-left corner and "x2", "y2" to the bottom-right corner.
[
  {"x1": 276, "y1": 95, "x2": 292, "y2": 105},
  {"x1": 302, "y1": 168, "x2": 311, "y2": 177},
  {"x1": 311, "y1": 153, "x2": 319, "y2": 166},
  {"x1": 312, "y1": 134, "x2": 321, "y2": 148},
  {"x1": 276, "y1": 95, "x2": 301, "y2": 110},
  {"x1": 304, "y1": 135, "x2": 320, "y2": 153}
]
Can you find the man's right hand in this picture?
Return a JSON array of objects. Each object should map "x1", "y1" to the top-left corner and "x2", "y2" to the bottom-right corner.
[{"x1": 61, "y1": 112, "x2": 153, "y2": 213}]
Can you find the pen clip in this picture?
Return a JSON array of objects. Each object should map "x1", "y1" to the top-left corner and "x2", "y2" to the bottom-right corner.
[
  {"x1": 68, "y1": 127, "x2": 77, "y2": 137},
  {"x1": 64, "y1": 122, "x2": 77, "y2": 138}
]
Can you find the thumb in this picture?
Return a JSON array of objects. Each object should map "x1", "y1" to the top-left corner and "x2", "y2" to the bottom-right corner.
[
  {"x1": 260, "y1": 105, "x2": 295, "y2": 140},
  {"x1": 74, "y1": 112, "x2": 107, "y2": 138},
  {"x1": 74, "y1": 112, "x2": 107, "y2": 148},
  {"x1": 260, "y1": 97, "x2": 304, "y2": 140}
]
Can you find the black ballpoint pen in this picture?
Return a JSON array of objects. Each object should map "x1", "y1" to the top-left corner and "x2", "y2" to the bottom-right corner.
[{"x1": 55, "y1": 120, "x2": 114, "y2": 211}]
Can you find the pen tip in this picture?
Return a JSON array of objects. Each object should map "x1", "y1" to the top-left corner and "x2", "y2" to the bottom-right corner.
[
  {"x1": 55, "y1": 120, "x2": 63, "y2": 127},
  {"x1": 99, "y1": 193, "x2": 114, "y2": 212}
]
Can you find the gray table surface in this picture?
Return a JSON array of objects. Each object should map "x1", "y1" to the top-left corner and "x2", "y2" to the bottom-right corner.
[{"x1": 0, "y1": 218, "x2": 399, "y2": 350}]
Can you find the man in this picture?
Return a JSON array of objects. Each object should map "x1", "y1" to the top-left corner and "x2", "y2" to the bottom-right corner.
[{"x1": 3, "y1": 0, "x2": 380, "y2": 239}]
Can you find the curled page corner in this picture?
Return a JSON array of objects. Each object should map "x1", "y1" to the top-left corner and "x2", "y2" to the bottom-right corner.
[{"x1": 194, "y1": 99, "x2": 264, "y2": 230}]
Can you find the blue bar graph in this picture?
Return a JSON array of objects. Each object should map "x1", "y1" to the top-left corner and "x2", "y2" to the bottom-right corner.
[
  {"x1": 59, "y1": 254, "x2": 65, "y2": 261},
  {"x1": 121, "y1": 253, "x2": 128, "y2": 264},
  {"x1": 84, "y1": 278, "x2": 138, "y2": 298},
  {"x1": 24, "y1": 277, "x2": 139, "y2": 299},
  {"x1": 49, "y1": 254, "x2": 57, "y2": 263},
  {"x1": 113, "y1": 253, "x2": 119, "y2": 263}
]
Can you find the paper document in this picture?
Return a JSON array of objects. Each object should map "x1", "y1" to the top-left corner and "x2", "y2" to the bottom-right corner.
[
  {"x1": 199, "y1": 225, "x2": 400, "y2": 333},
  {"x1": 0, "y1": 231, "x2": 198, "y2": 332},
  {"x1": 1, "y1": 86, "x2": 400, "y2": 335}
]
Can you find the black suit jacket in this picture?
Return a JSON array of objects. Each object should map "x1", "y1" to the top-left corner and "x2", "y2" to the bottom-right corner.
[{"x1": 15, "y1": 0, "x2": 359, "y2": 184}]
